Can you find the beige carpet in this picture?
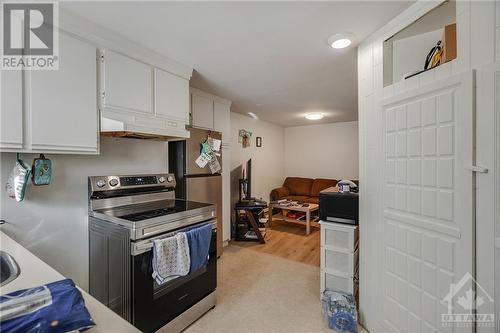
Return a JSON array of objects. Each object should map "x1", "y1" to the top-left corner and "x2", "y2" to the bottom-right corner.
[{"x1": 186, "y1": 245, "x2": 366, "y2": 333}]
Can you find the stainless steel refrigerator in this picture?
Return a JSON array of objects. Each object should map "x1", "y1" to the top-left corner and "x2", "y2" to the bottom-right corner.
[{"x1": 169, "y1": 128, "x2": 223, "y2": 255}]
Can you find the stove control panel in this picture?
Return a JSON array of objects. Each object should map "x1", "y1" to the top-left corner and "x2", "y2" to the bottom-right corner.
[
  {"x1": 89, "y1": 174, "x2": 175, "y2": 192},
  {"x1": 120, "y1": 176, "x2": 157, "y2": 186}
]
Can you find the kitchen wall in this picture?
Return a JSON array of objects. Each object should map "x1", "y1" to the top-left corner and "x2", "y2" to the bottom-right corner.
[
  {"x1": 284, "y1": 121, "x2": 359, "y2": 180},
  {"x1": 0, "y1": 137, "x2": 168, "y2": 290},
  {"x1": 230, "y1": 112, "x2": 285, "y2": 202}
]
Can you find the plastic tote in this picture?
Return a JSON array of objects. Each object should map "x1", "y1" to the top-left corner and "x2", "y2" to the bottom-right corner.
[{"x1": 321, "y1": 290, "x2": 358, "y2": 333}]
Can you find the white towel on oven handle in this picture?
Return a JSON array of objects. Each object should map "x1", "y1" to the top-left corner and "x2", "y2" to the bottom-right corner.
[{"x1": 152, "y1": 232, "x2": 191, "y2": 285}]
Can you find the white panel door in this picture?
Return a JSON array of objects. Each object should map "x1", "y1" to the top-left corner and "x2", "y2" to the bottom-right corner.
[
  {"x1": 191, "y1": 93, "x2": 214, "y2": 129},
  {"x1": 28, "y1": 33, "x2": 98, "y2": 153},
  {"x1": 103, "y1": 50, "x2": 152, "y2": 114},
  {"x1": 381, "y1": 72, "x2": 474, "y2": 332},
  {"x1": 0, "y1": 69, "x2": 23, "y2": 150},
  {"x1": 154, "y1": 69, "x2": 189, "y2": 122}
]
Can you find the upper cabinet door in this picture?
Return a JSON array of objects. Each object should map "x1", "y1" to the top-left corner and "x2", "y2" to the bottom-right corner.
[
  {"x1": 102, "y1": 50, "x2": 152, "y2": 114},
  {"x1": 213, "y1": 101, "x2": 230, "y2": 135},
  {"x1": 0, "y1": 70, "x2": 23, "y2": 150},
  {"x1": 191, "y1": 93, "x2": 214, "y2": 129},
  {"x1": 28, "y1": 33, "x2": 98, "y2": 153},
  {"x1": 154, "y1": 69, "x2": 189, "y2": 122}
]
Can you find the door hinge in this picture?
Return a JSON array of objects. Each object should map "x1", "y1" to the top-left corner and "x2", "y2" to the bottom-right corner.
[{"x1": 466, "y1": 165, "x2": 488, "y2": 173}]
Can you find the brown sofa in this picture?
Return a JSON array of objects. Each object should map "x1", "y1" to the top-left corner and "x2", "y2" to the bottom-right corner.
[{"x1": 270, "y1": 177, "x2": 339, "y2": 204}]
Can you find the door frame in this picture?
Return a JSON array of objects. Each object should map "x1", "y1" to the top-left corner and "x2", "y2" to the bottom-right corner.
[{"x1": 475, "y1": 63, "x2": 500, "y2": 332}]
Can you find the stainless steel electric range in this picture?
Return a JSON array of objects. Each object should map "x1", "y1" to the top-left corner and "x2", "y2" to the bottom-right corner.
[{"x1": 88, "y1": 173, "x2": 217, "y2": 333}]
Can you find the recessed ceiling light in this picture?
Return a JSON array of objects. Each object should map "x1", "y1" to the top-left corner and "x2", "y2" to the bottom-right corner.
[
  {"x1": 248, "y1": 112, "x2": 258, "y2": 119},
  {"x1": 305, "y1": 113, "x2": 324, "y2": 120},
  {"x1": 328, "y1": 33, "x2": 353, "y2": 49}
]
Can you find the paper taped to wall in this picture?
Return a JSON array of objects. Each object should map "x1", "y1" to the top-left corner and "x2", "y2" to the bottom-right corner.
[{"x1": 195, "y1": 153, "x2": 212, "y2": 168}]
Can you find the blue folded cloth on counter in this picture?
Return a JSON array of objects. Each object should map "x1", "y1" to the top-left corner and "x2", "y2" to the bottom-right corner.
[
  {"x1": 185, "y1": 223, "x2": 212, "y2": 273},
  {"x1": 0, "y1": 278, "x2": 95, "y2": 333}
]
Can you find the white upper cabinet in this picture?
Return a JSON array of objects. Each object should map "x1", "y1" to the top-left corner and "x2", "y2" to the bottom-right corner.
[
  {"x1": 191, "y1": 93, "x2": 214, "y2": 129},
  {"x1": 214, "y1": 101, "x2": 230, "y2": 135},
  {"x1": 27, "y1": 33, "x2": 98, "y2": 153},
  {"x1": 154, "y1": 69, "x2": 189, "y2": 122},
  {"x1": 0, "y1": 32, "x2": 98, "y2": 154},
  {"x1": 190, "y1": 88, "x2": 231, "y2": 141},
  {"x1": 100, "y1": 50, "x2": 190, "y2": 138},
  {"x1": 102, "y1": 50, "x2": 152, "y2": 114},
  {"x1": 0, "y1": 70, "x2": 23, "y2": 150}
]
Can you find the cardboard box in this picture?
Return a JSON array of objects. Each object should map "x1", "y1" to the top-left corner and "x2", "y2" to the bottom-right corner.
[{"x1": 442, "y1": 23, "x2": 457, "y2": 63}]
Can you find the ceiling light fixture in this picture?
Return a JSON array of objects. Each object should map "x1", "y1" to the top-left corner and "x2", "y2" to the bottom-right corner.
[
  {"x1": 305, "y1": 112, "x2": 324, "y2": 120},
  {"x1": 248, "y1": 112, "x2": 258, "y2": 119},
  {"x1": 328, "y1": 33, "x2": 353, "y2": 49}
]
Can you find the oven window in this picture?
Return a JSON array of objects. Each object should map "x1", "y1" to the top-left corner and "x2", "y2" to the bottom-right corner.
[{"x1": 153, "y1": 266, "x2": 207, "y2": 299}]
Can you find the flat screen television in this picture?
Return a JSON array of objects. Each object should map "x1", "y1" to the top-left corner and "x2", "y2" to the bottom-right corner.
[{"x1": 245, "y1": 159, "x2": 252, "y2": 200}]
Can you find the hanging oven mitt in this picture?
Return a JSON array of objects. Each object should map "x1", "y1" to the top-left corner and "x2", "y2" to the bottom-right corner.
[
  {"x1": 5, "y1": 154, "x2": 31, "y2": 202},
  {"x1": 31, "y1": 154, "x2": 52, "y2": 186}
]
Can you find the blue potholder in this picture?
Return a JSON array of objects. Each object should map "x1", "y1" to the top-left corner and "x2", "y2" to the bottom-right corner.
[{"x1": 32, "y1": 154, "x2": 52, "y2": 186}]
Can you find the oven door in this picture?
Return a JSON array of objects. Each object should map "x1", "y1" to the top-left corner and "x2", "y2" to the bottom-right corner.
[{"x1": 131, "y1": 221, "x2": 217, "y2": 333}]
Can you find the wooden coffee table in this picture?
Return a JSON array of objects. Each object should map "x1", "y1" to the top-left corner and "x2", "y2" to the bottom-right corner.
[{"x1": 268, "y1": 202, "x2": 319, "y2": 235}]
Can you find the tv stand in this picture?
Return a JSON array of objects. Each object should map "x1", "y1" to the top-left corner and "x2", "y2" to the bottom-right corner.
[
  {"x1": 234, "y1": 200, "x2": 268, "y2": 243},
  {"x1": 239, "y1": 198, "x2": 267, "y2": 206}
]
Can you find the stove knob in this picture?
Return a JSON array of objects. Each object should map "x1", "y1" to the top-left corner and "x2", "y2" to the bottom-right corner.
[
  {"x1": 96, "y1": 179, "x2": 106, "y2": 188},
  {"x1": 109, "y1": 179, "x2": 119, "y2": 187},
  {"x1": 167, "y1": 176, "x2": 174, "y2": 183},
  {"x1": 158, "y1": 176, "x2": 166, "y2": 183}
]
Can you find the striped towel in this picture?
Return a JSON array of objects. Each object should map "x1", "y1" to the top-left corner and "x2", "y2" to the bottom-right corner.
[{"x1": 152, "y1": 233, "x2": 191, "y2": 285}]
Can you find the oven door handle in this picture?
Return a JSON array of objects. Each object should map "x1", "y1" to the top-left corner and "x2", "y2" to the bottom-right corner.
[{"x1": 131, "y1": 219, "x2": 216, "y2": 256}]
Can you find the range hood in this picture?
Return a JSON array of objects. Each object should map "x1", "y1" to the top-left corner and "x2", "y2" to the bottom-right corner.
[{"x1": 100, "y1": 111, "x2": 190, "y2": 141}]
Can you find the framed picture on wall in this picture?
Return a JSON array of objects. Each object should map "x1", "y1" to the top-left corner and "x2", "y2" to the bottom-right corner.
[{"x1": 256, "y1": 137, "x2": 262, "y2": 147}]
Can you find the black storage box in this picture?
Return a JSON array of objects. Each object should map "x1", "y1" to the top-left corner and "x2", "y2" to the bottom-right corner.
[{"x1": 319, "y1": 187, "x2": 359, "y2": 225}]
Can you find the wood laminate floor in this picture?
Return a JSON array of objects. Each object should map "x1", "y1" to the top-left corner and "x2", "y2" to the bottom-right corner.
[{"x1": 231, "y1": 219, "x2": 321, "y2": 267}]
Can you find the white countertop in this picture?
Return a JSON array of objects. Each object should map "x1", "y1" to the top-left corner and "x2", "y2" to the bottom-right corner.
[{"x1": 0, "y1": 231, "x2": 140, "y2": 333}]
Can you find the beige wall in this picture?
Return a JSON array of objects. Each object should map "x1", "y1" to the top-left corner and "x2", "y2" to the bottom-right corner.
[
  {"x1": 230, "y1": 112, "x2": 285, "y2": 201},
  {"x1": 284, "y1": 121, "x2": 359, "y2": 180},
  {"x1": 0, "y1": 137, "x2": 168, "y2": 290}
]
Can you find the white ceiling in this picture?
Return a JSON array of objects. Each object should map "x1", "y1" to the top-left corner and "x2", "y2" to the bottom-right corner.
[{"x1": 62, "y1": 1, "x2": 413, "y2": 127}]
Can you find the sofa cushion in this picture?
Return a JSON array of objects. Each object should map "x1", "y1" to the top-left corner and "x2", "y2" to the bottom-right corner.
[
  {"x1": 282, "y1": 195, "x2": 310, "y2": 202},
  {"x1": 310, "y1": 179, "x2": 338, "y2": 197},
  {"x1": 270, "y1": 186, "x2": 290, "y2": 201},
  {"x1": 283, "y1": 177, "x2": 314, "y2": 196}
]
